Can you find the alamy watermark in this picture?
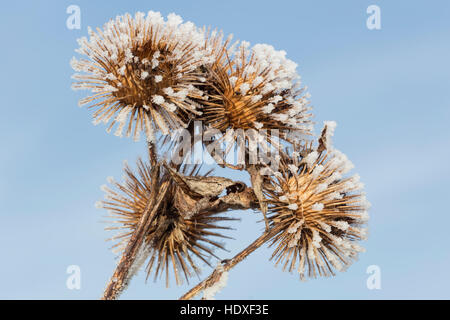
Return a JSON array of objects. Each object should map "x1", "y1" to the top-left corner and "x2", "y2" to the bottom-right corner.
[
  {"x1": 66, "y1": 5, "x2": 81, "y2": 30},
  {"x1": 366, "y1": 5, "x2": 381, "y2": 30},
  {"x1": 66, "y1": 265, "x2": 81, "y2": 290},
  {"x1": 160, "y1": 121, "x2": 302, "y2": 173},
  {"x1": 366, "y1": 265, "x2": 381, "y2": 290}
]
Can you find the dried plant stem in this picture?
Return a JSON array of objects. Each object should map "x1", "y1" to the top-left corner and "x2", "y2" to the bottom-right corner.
[
  {"x1": 102, "y1": 171, "x2": 259, "y2": 299},
  {"x1": 102, "y1": 164, "x2": 166, "y2": 300},
  {"x1": 147, "y1": 141, "x2": 158, "y2": 167},
  {"x1": 179, "y1": 231, "x2": 271, "y2": 300},
  {"x1": 247, "y1": 165, "x2": 269, "y2": 230}
]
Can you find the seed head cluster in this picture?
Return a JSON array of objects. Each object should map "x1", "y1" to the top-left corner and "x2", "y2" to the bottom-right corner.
[
  {"x1": 71, "y1": 12, "x2": 312, "y2": 144},
  {"x1": 98, "y1": 160, "x2": 234, "y2": 286},
  {"x1": 263, "y1": 142, "x2": 370, "y2": 279},
  {"x1": 73, "y1": 11, "x2": 371, "y2": 294}
]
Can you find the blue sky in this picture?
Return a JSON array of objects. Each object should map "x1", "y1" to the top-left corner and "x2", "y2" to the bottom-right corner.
[{"x1": 1, "y1": 0, "x2": 449, "y2": 299}]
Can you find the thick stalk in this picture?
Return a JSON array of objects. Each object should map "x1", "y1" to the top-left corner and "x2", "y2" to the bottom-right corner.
[
  {"x1": 102, "y1": 142, "x2": 161, "y2": 300},
  {"x1": 179, "y1": 231, "x2": 271, "y2": 300}
]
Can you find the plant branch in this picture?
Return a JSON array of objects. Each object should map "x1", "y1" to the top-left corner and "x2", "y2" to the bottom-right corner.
[
  {"x1": 247, "y1": 165, "x2": 269, "y2": 231},
  {"x1": 101, "y1": 169, "x2": 259, "y2": 300},
  {"x1": 177, "y1": 164, "x2": 273, "y2": 300},
  {"x1": 147, "y1": 141, "x2": 158, "y2": 167},
  {"x1": 179, "y1": 231, "x2": 271, "y2": 300},
  {"x1": 101, "y1": 164, "x2": 165, "y2": 300}
]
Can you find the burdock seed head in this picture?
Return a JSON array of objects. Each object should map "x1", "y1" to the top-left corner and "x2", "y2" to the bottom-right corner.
[
  {"x1": 71, "y1": 11, "x2": 210, "y2": 141},
  {"x1": 198, "y1": 36, "x2": 314, "y2": 141},
  {"x1": 98, "y1": 159, "x2": 235, "y2": 287},
  {"x1": 263, "y1": 132, "x2": 370, "y2": 280}
]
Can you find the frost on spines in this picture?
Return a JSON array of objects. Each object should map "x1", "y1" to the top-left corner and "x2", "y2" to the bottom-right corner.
[
  {"x1": 71, "y1": 11, "x2": 213, "y2": 142},
  {"x1": 197, "y1": 33, "x2": 313, "y2": 143},
  {"x1": 263, "y1": 134, "x2": 369, "y2": 279}
]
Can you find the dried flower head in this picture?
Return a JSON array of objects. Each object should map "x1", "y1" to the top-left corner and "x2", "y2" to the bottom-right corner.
[
  {"x1": 71, "y1": 11, "x2": 210, "y2": 141},
  {"x1": 198, "y1": 37, "x2": 313, "y2": 141},
  {"x1": 263, "y1": 144, "x2": 370, "y2": 280},
  {"x1": 99, "y1": 159, "x2": 235, "y2": 286}
]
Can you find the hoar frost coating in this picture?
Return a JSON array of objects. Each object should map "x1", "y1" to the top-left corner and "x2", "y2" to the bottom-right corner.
[
  {"x1": 202, "y1": 264, "x2": 229, "y2": 300},
  {"x1": 264, "y1": 146, "x2": 370, "y2": 280},
  {"x1": 71, "y1": 11, "x2": 210, "y2": 141},
  {"x1": 198, "y1": 36, "x2": 313, "y2": 145}
]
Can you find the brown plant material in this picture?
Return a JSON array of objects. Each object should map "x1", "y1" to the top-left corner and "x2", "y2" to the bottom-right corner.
[
  {"x1": 71, "y1": 11, "x2": 370, "y2": 300},
  {"x1": 71, "y1": 12, "x2": 208, "y2": 141},
  {"x1": 247, "y1": 165, "x2": 270, "y2": 230},
  {"x1": 317, "y1": 121, "x2": 337, "y2": 153},
  {"x1": 263, "y1": 146, "x2": 370, "y2": 279},
  {"x1": 102, "y1": 161, "x2": 164, "y2": 300},
  {"x1": 100, "y1": 158, "x2": 259, "y2": 299},
  {"x1": 179, "y1": 232, "x2": 270, "y2": 300},
  {"x1": 163, "y1": 162, "x2": 240, "y2": 199},
  {"x1": 197, "y1": 36, "x2": 313, "y2": 138}
]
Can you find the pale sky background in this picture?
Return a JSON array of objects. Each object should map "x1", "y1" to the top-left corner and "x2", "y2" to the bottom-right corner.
[{"x1": 1, "y1": 0, "x2": 449, "y2": 299}]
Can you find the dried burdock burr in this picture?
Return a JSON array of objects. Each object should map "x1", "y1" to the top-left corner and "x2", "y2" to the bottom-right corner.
[
  {"x1": 197, "y1": 35, "x2": 314, "y2": 145},
  {"x1": 71, "y1": 11, "x2": 211, "y2": 141},
  {"x1": 263, "y1": 124, "x2": 370, "y2": 279},
  {"x1": 99, "y1": 159, "x2": 237, "y2": 287}
]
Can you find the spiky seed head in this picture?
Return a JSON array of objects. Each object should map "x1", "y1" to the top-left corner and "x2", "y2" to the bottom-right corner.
[
  {"x1": 99, "y1": 159, "x2": 235, "y2": 286},
  {"x1": 71, "y1": 11, "x2": 209, "y2": 141},
  {"x1": 197, "y1": 37, "x2": 313, "y2": 141},
  {"x1": 264, "y1": 146, "x2": 370, "y2": 280}
]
